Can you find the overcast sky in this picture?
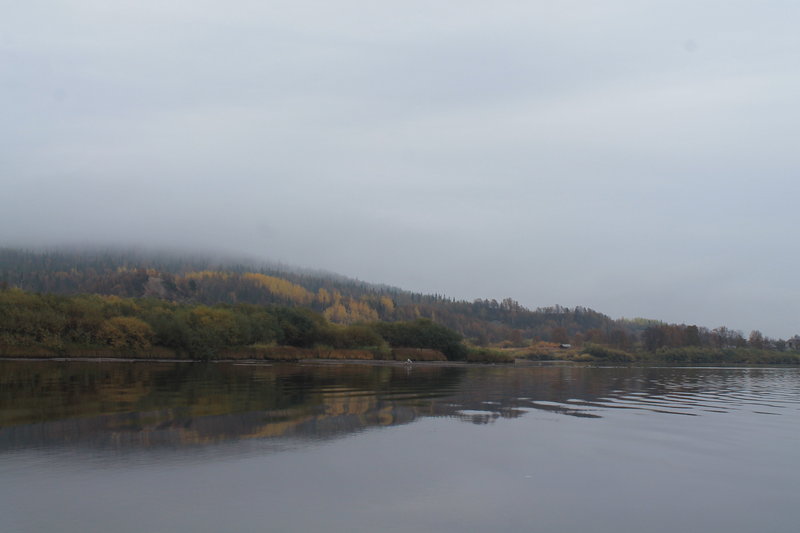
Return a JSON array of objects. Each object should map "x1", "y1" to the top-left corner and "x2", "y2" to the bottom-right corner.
[{"x1": 2, "y1": 1, "x2": 799, "y2": 337}]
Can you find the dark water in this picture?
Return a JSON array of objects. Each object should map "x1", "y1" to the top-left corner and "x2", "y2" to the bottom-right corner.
[{"x1": 1, "y1": 360, "x2": 799, "y2": 533}]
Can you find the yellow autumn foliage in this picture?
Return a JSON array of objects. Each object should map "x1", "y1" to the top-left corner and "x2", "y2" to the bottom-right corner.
[
  {"x1": 323, "y1": 299, "x2": 379, "y2": 324},
  {"x1": 316, "y1": 288, "x2": 332, "y2": 305},
  {"x1": 97, "y1": 316, "x2": 154, "y2": 349},
  {"x1": 242, "y1": 273, "x2": 313, "y2": 304},
  {"x1": 323, "y1": 303, "x2": 349, "y2": 323},
  {"x1": 379, "y1": 296, "x2": 395, "y2": 315}
]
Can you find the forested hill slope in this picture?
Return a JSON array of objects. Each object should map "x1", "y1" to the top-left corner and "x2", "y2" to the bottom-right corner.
[{"x1": 0, "y1": 248, "x2": 647, "y2": 346}]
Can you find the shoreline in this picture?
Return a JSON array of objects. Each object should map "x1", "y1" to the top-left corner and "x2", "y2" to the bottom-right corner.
[
  {"x1": 0, "y1": 355, "x2": 577, "y2": 367},
  {"x1": 0, "y1": 355, "x2": 467, "y2": 366},
  {"x1": 3, "y1": 356, "x2": 798, "y2": 368}
]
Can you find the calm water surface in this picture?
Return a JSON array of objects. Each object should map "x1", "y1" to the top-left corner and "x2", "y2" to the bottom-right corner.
[{"x1": 2, "y1": 360, "x2": 799, "y2": 533}]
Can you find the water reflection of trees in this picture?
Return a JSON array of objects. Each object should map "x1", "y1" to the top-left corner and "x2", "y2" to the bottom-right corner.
[
  {"x1": 0, "y1": 362, "x2": 466, "y2": 450},
  {"x1": 1, "y1": 362, "x2": 793, "y2": 450}
]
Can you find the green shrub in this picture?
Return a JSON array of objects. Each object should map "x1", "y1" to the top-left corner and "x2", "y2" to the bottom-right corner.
[{"x1": 372, "y1": 319, "x2": 467, "y2": 360}]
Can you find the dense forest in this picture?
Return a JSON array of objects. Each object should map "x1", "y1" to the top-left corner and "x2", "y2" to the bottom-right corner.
[
  {"x1": 1, "y1": 248, "x2": 799, "y2": 364},
  {"x1": 0, "y1": 288, "x2": 467, "y2": 361},
  {"x1": 0, "y1": 248, "x2": 651, "y2": 342}
]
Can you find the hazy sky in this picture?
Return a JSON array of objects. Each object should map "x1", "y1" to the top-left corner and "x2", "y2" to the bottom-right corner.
[{"x1": 2, "y1": 1, "x2": 799, "y2": 337}]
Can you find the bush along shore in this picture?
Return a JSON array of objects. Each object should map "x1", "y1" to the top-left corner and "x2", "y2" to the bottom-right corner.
[
  {"x1": 2, "y1": 288, "x2": 799, "y2": 365},
  {"x1": 0, "y1": 288, "x2": 474, "y2": 362}
]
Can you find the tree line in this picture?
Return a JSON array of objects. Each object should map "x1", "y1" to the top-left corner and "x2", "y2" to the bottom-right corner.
[
  {"x1": 0, "y1": 249, "x2": 642, "y2": 344},
  {"x1": 2, "y1": 248, "x2": 799, "y2": 358},
  {"x1": 0, "y1": 287, "x2": 468, "y2": 361}
]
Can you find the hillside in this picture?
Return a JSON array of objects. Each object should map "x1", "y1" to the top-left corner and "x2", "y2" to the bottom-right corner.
[
  {"x1": 2, "y1": 247, "x2": 798, "y2": 361},
  {"x1": 0, "y1": 248, "x2": 639, "y2": 345}
]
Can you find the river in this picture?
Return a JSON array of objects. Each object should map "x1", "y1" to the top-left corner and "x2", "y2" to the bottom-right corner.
[{"x1": 1, "y1": 360, "x2": 799, "y2": 532}]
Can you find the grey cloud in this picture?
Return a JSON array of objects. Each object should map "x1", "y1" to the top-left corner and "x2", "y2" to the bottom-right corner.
[{"x1": 2, "y1": 1, "x2": 800, "y2": 337}]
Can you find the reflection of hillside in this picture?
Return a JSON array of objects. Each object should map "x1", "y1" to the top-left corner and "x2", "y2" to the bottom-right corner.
[
  {"x1": 0, "y1": 361, "x2": 464, "y2": 450},
  {"x1": 0, "y1": 400, "x2": 423, "y2": 450},
  {"x1": 2, "y1": 362, "x2": 773, "y2": 451}
]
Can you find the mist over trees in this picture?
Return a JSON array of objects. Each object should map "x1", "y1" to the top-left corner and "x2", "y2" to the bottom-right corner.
[{"x1": 1, "y1": 248, "x2": 798, "y2": 360}]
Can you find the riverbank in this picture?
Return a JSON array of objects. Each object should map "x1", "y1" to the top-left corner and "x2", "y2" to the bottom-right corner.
[
  {"x1": 0, "y1": 355, "x2": 469, "y2": 366},
  {"x1": 5, "y1": 354, "x2": 800, "y2": 369},
  {"x1": 0, "y1": 345, "x2": 478, "y2": 364}
]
